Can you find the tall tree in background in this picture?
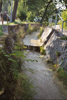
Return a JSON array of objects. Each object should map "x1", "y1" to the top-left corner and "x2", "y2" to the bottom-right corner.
[
  {"x1": 40, "y1": 0, "x2": 53, "y2": 22},
  {"x1": 0, "y1": 0, "x2": 2, "y2": 12},
  {"x1": 12, "y1": 0, "x2": 19, "y2": 22},
  {"x1": 26, "y1": 0, "x2": 56, "y2": 22},
  {"x1": 64, "y1": 0, "x2": 67, "y2": 8}
]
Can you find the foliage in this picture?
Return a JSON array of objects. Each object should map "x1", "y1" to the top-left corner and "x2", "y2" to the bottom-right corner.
[
  {"x1": 52, "y1": 64, "x2": 59, "y2": 71},
  {"x1": 0, "y1": 43, "x2": 34, "y2": 99},
  {"x1": 38, "y1": 27, "x2": 44, "y2": 39},
  {"x1": 57, "y1": 68, "x2": 67, "y2": 86},
  {"x1": 61, "y1": 36, "x2": 67, "y2": 40},
  {"x1": 61, "y1": 10, "x2": 67, "y2": 21},
  {"x1": 17, "y1": 0, "x2": 27, "y2": 21},
  {"x1": 15, "y1": 73, "x2": 34, "y2": 100},
  {"x1": 0, "y1": 25, "x2": 4, "y2": 36},
  {"x1": 27, "y1": 11, "x2": 35, "y2": 22},
  {"x1": 26, "y1": 24, "x2": 33, "y2": 34},
  {"x1": 58, "y1": 10, "x2": 67, "y2": 29},
  {"x1": 56, "y1": 51, "x2": 61, "y2": 57},
  {"x1": 26, "y1": 24, "x2": 39, "y2": 34},
  {"x1": 42, "y1": 22, "x2": 49, "y2": 27},
  {"x1": 64, "y1": 0, "x2": 67, "y2": 8},
  {"x1": 0, "y1": 27, "x2": 34, "y2": 99},
  {"x1": 46, "y1": 59, "x2": 54, "y2": 64},
  {"x1": 17, "y1": 0, "x2": 56, "y2": 22},
  {"x1": 0, "y1": 48, "x2": 21, "y2": 99},
  {"x1": 40, "y1": 46, "x2": 46, "y2": 55},
  {"x1": 18, "y1": 11, "x2": 27, "y2": 21}
]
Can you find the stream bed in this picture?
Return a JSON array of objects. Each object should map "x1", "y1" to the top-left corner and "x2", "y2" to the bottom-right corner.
[{"x1": 24, "y1": 50, "x2": 65, "y2": 99}]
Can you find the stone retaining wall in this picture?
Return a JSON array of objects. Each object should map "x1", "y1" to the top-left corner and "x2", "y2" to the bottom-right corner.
[{"x1": 2, "y1": 23, "x2": 40, "y2": 34}]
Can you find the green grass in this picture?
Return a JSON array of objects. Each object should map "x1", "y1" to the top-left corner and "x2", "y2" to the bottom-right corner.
[
  {"x1": 26, "y1": 24, "x2": 39, "y2": 34},
  {"x1": 58, "y1": 20, "x2": 67, "y2": 30},
  {"x1": 38, "y1": 27, "x2": 44, "y2": 39},
  {"x1": 40, "y1": 46, "x2": 46, "y2": 55},
  {"x1": 61, "y1": 36, "x2": 67, "y2": 40},
  {"x1": 0, "y1": 26, "x2": 4, "y2": 36},
  {"x1": 6, "y1": 19, "x2": 38, "y2": 25},
  {"x1": 57, "y1": 68, "x2": 67, "y2": 86}
]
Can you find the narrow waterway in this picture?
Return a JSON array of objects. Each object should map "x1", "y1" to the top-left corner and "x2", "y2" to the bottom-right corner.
[{"x1": 24, "y1": 50, "x2": 65, "y2": 99}]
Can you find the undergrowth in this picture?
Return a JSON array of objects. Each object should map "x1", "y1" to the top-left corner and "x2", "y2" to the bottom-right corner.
[
  {"x1": 26, "y1": 24, "x2": 39, "y2": 34},
  {"x1": 46, "y1": 59, "x2": 67, "y2": 86},
  {"x1": 57, "y1": 68, "x2": 67, "y2": 86},
  {"x1": 38, "y1": 27, "x2": 44, "y2": 39},
  {"x1": 40, "y1": 46, "x2": 46, "y2": 55},
  {"x1": 0, "y1": 26, "x2": 34, "y2": 100},
  {"x1": 0, "y1": 25, "x2": 4, "y2": 36},
  {"x1": 61, "y1": 36, "x2": 67, "y2": 40}
]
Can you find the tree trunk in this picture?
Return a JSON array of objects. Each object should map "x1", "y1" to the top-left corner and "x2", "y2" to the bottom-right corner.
[
  {"x1": 0, "y1": 0, "x2": 2, "y2": 12},
  {"x1": 40, "y1": 0, "x2": 52, "y2": 23},
  {"x1": 12, "y1": 0, "x2": 19, "y2": 22}
]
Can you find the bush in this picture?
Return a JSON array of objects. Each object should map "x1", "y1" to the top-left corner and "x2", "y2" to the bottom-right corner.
[
  {"x1": 57, "y1": 68, "x2": 67, "y2": 86},
  {"x1": 56, "y1": 51, "x2": 61, "y2": 57},
  {"x1": 53, "y1": 64, "x2": 59, "y2": 71},
  {"x1": 26, "y1": 24, "x2": 33, "y2": 34},
  {"x1": 26, "y1": 24, "x2": 39, "y2": 34},
  {"x1": 58, "y1": 10, "x2": 67, "y2": 29},
  {"x1": 0, "y1": 26, "x2": 4, "y2": 36},
  {"x1": 42, "y1": 22, "x2": 49, "y2": 27},
  {"x1": 46, "y1": 59, "x2": 54, "y2": 64},
  {"x1": 38, "y1": 27, "x2": 44, "y2": 39},
  {"x1": 40, "y1": 46, "x2": 46, "y2": 55},
  {"x1": 0, "y1": 28, "x2": 34, "y2": 99},
  {"x1": 61, "y1": 36, "x2": 67, "y2": 40},
  {"x1": 18, "y1": 11, "x2": 27, "y2": 21},
  {"x1": 27, "y1": 11, "x2": 35, "y2": 22}
]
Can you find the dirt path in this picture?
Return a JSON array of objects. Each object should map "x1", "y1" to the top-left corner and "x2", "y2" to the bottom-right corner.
[{"x1": 24, "y1": 51, "x2": 65, "y2": 99}]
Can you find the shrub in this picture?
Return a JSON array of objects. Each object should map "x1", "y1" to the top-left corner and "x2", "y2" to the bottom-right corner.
[
  {"x1": 38, "y1": 27, "x2": 44, "y2": 39},
  {"x1": 42, "y1": 22, "x2": 48, "y2": 27},
  {"x1": 46, "y1": 59, "x2": 54, "y2": 64},
  {"x1": 26, "y1": 24, "x2": 33, "y2": 34},
  {"x1": 18, "y1": 11, "x2": 27, "y2": 21},
  {"x1": 58, "y1": 10, "x2": 67, "y2": 29},
  {"x1": 26, "y1": 24, "x2": 39, "y2": 34},
  {"x1": 61, "y1": 36, "x2": 67, "y2": 40},
  {"x1": 53, "y1": 64, "x2": 59, "y2": 71},
  {"x1": 0, "y1": 28, "x2": 34, "y2": 99},
  {"x1": 0, "y1": 26, "x2": 4, "y2": 36},
  {"x1": 56, "y1": 51, "x2": 61, "y2": 57},
  {"x1": 40, "y1": 46, "x2": 46, "y2": 55},
  {"x1": 27, "y1": 11, "x2": 35, "y2": 22},
  {"x1": 57, "y1": 68, "x2": 67, "y2": 86}
]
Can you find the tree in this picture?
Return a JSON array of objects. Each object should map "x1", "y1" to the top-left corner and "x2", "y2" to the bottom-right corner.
[
  {"x1": 26, "y1": 0, "x2": 56, "y2": 22},
  {"x1": 12, "y1": 0, "x2": 19, "y2": 22},
  {"x1": 0, "y1": 0, "x2": 2, "y2": 12},
  {"x1": 40, "y1": 0, "x2": 53, "y2": 22},
  {"x1": 64, "y1": 0, "x2": 67, "y2": 8}
]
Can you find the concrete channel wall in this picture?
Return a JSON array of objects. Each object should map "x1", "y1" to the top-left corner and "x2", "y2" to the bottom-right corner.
[{"x1": 2, "y1": 23, "x2": 40, "y2": 34}]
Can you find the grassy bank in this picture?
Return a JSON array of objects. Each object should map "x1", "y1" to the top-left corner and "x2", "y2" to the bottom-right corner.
[
  {"x1": 46, "y1": 59, "x2": 67, "y2": 87},
  {"x1": 0, "y1": 26, "x2": 35, "y2": 100},
  {"x1": 0, "y1": 25, "x2": 4, "y2": 36}
]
